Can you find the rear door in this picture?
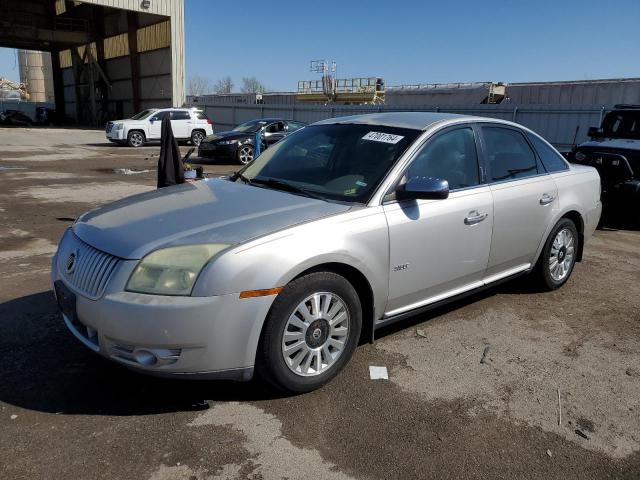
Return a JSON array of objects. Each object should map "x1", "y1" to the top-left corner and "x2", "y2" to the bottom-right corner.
[
  {"x1": 170, "y1": 110, "x2": 191, "y2": 138},
  {"x1": 479, "y1": 125, "x2": 558, "y2": 279},
  {"x1": 383, "y1": 125, "x2": 494, "y2": 315}
]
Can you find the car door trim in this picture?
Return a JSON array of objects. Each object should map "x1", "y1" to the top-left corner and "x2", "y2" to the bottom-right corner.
[
  {"x1": 376, "y1": 263, "x2": 531, "y2": 329},
  {"x1": 382, "y1": 262, "x2": 530, "y2": 318}
]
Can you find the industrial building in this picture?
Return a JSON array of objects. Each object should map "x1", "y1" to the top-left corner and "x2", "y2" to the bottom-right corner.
[
  {"x1": 0, "y1": 0, "x2": 185, "y2": 124},
  {"x1": 189, "y1": 78, "x2": 640, "y2": 109}
]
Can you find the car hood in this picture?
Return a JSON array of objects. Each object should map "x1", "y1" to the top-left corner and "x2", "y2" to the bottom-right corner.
[
  {"x1": 202, "y1": 130, "x2": 252, "y2": 143},
  {"x1": 578, "y1": 138, "x2": 640, "y2": 151},
  {"x1": 72, "y1": 179, "x2": 350, "y2": 260}
]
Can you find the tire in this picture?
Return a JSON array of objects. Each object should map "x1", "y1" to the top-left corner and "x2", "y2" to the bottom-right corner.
[
  {"x1": 535, "y1": 218, "x2": 579, "y2": 290},
  {"x1": 127, "y1": 130, "x2": 145, "y2": 147},
  {"x1": 190, "y1": 130, "x2": 205, "y2": 146},
  {"x1": 237, "y1": 144, "x2": 254, "y2": 165},
  {"x1": 256, "y1": 271, "x2": 362, "y2": 393}
]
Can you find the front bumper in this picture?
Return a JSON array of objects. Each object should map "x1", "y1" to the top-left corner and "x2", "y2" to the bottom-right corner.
[
  {"x1": 51, "y1": 249, "x2": 276, "y2": 380},
  {"x1": 106, "y1": 128, "x2": 126, "y2": 141}
]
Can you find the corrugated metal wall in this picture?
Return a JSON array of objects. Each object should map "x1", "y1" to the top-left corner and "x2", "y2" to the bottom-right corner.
[
  {"x1": 78, "y1": 0, "x2": 177, "y2": 16},
  {"x1": 507, "y1": 79, "x2": 640, "y2": 105},
  {"x1": 386, "y1": 85, "x2": 493, "y2": 106},
  {"x1": 194, "y1": 103, "x2": 608, "y2": 152},
  {"x1": 56, "y1": 0, "x2": 184, "y2": 122}
]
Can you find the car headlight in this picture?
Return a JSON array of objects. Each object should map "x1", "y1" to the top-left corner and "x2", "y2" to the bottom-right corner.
[
  {"x1": 219, "y1": 139, "x2": 239, "y2": 145},
  {"x1": 574, "y1": 151, "x2": 586, "y2": 162},
  {"x1": 126, "y1": 244, "x2": 229, "y2": 296},
  {"x1": 113, "y1": 123, "x2": 124, "y2": 130}
]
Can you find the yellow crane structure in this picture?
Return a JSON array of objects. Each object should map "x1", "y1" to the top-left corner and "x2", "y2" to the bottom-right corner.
[{"x1": 0, "y1": 77, "x2": 29, "y2": 100}]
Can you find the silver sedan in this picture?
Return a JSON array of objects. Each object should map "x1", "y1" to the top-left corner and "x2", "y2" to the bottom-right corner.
[{"x1": 51, "y1": 112, "x2": 602, "y2": 393}]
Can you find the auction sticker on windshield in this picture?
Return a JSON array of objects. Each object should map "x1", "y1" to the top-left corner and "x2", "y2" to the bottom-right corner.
[{"x1": 362, "y1": 132, "x2": 405, "y2": 144}]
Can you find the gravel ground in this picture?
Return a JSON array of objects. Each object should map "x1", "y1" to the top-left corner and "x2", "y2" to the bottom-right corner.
[{"x1": 0, "y1": 127, "x2": 639, "y2": 480}]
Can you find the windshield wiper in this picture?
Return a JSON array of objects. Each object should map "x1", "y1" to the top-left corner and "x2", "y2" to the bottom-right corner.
[
  {"x1": 251, "y1": 177, "x2": 327, "y2": 201},
  {"x1": 230, "y1": 171, "x2": 252, "y2": 184}
]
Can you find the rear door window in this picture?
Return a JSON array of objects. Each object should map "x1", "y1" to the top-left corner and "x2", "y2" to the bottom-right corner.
[
  {"x1": 527, "y1": 134, "x2": 569, "y2": 172},
  {"x1": 170, "y1": 110, "x2": 191, "y2": 121},
  {"x1": 482, "y1": 127, "x2": 539, "y2": 182}
]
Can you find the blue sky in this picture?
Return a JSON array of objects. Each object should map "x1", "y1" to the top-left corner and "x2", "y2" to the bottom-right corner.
[{"x1": 1, "y1": 0, "x2": 639, "y2": 90}]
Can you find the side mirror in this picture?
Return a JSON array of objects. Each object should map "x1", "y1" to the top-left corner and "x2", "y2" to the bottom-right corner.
[
  {"x1": 587, "y1": 126, "x2": 602, "y2": 138},
  {"x1": 396, "y1": 176, "x2": 449, "y2": 201}
]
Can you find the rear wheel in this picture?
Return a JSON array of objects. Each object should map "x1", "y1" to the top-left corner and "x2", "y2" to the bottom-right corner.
[
  {"x1": 190, "y1": 129, "x2": 205, "y2": 146},
  {"x1": 535, "y1": 218, "x2": 579, "y2": 290},
  {"x1": 127, "y1": 130, "x2": 145, "y2": 147},
  {"x1": 237, "y1": 144, "x2": 254, "y2": 165},
  {"x1": 257, "y1": 271, "x2": 362, "y2": 393}
]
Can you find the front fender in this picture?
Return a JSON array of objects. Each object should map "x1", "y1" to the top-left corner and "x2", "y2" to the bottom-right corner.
[{"x1": 193, "y1": 206, "x2": 390, "y2": 319}]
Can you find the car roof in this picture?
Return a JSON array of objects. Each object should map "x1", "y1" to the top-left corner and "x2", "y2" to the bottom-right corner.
[
  {"x1": 245, "y1": 118, "x2": 304, "y2": 124},
  {"x1": 153, "y1": 107, "x2": 197, "y2": 112},
  {"x1": 313, "y1": 112, "x2": 481, "y2": 131}
]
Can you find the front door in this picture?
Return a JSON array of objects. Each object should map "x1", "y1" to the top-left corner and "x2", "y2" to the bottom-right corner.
[
  {"x1": 148, "y1": 112, "x2": 163, "y2": 139},
  {"x1": 479, "y1": 125, "x2": 559, "y2": 278},
  {"x1": 262, "y1": 121, "x2": 287, "y2": 146},
  {"x1": 383, "y1": 126, "x2": 494, "y2": 316}
]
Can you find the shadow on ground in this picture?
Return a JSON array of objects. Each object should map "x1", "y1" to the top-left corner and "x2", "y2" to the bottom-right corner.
[
  {"x1": 0, "y1": 275, "x2": 543, "y2": 418},
  {"x1": 0, "y1": 291, "x2": 282, "y2": 417}
]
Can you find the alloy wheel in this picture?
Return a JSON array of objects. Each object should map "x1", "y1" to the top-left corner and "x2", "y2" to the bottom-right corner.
[
  {"x1": 281, "y1": 292, "x2": 350, "y2": 377},
  {"x1": 129, "y1": 132, "x2": 144, "y2": 147},
  {"x1": 238, "y1": 145, "x2": 253, "y2": 164},
  {"x1": 549, "y1": 227, "x2": 575, "y2": 282},
  {"x1": 191, "y1": 131, "x2": 204, "y2": 146}
]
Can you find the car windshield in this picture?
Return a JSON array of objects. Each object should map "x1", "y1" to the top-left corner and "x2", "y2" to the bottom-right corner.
[
  {"x1": 233, "y1": 120, "x2": 267, "y2": 133},
  {"x1": 238, "y1": 124, "x2": 420, "y2": 203},
  {"x1": 601, "y1": 111, "x2": 640, "y2": 140},
  {"x1": 130, "y1": 109, "x2": 155, "y2": 120}
]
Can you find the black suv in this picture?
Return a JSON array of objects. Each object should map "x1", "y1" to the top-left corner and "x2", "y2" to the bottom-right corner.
[{"x1": 572, "y1": 105, "x2": 640, "y2": 223}]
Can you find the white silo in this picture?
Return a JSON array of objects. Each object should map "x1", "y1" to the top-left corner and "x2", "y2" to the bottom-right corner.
[{"x1": 18, "y1": 50, "x2": 55, "y2": 103}]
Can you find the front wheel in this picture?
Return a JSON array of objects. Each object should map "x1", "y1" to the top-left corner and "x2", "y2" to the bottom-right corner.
[
  {"x1": 535, "y1": 218, "x2": 579, "y2": 290},
  {"x1": 257, "y1": 272, "x2": 362, "y2": 393},
  {"x1": 126, "y1": 130, "x2": 145, "y2": 147},
  {"x1": 237, "y1": 144, "x2": 254, "y2": 165}
]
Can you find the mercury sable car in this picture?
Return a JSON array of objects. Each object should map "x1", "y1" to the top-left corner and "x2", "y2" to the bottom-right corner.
[{"x1": 52, "y1": 112, "x2": 601, "y2": 393}]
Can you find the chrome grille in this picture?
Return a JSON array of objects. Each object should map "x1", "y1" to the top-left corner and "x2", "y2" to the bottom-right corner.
[{"x1": 59, "y1": 236, "x2": 121, "y2": 299}]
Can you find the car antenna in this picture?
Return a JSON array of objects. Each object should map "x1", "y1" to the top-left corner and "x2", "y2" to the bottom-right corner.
[{"x1": 571, "y1": 125, "x2": 580, "y2": 149}]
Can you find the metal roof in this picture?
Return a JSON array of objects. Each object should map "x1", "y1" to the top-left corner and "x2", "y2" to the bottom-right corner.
[{"x1": 313, "y1": 112, "x2": 473, "y2": 130}]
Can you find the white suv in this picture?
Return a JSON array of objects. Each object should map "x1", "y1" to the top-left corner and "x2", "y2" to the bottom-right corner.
[{"x1": 106, "y1": 108, "x2": 213, "y2": 147}]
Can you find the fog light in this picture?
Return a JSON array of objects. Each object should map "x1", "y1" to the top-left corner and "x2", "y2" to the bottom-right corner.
[{"x1": 133, "y1": 349, "x2": 157, "y2": 366}]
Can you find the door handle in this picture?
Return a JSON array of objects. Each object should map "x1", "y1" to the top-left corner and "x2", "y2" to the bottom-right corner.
[
  {"x1": 539, "y1": 193, "x2": 556, "y2": 205},
  {"x1": 464, "y1": 210, "x2": 488, "y2": 225}
]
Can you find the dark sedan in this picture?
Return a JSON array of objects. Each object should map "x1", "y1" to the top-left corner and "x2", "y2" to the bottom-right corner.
[
  {"x1": 198, "y1": 118, "x2": 307, "y2": 164},
  {"x1": 0, "y1": 109, "x2": 33, "y2": 126}
]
